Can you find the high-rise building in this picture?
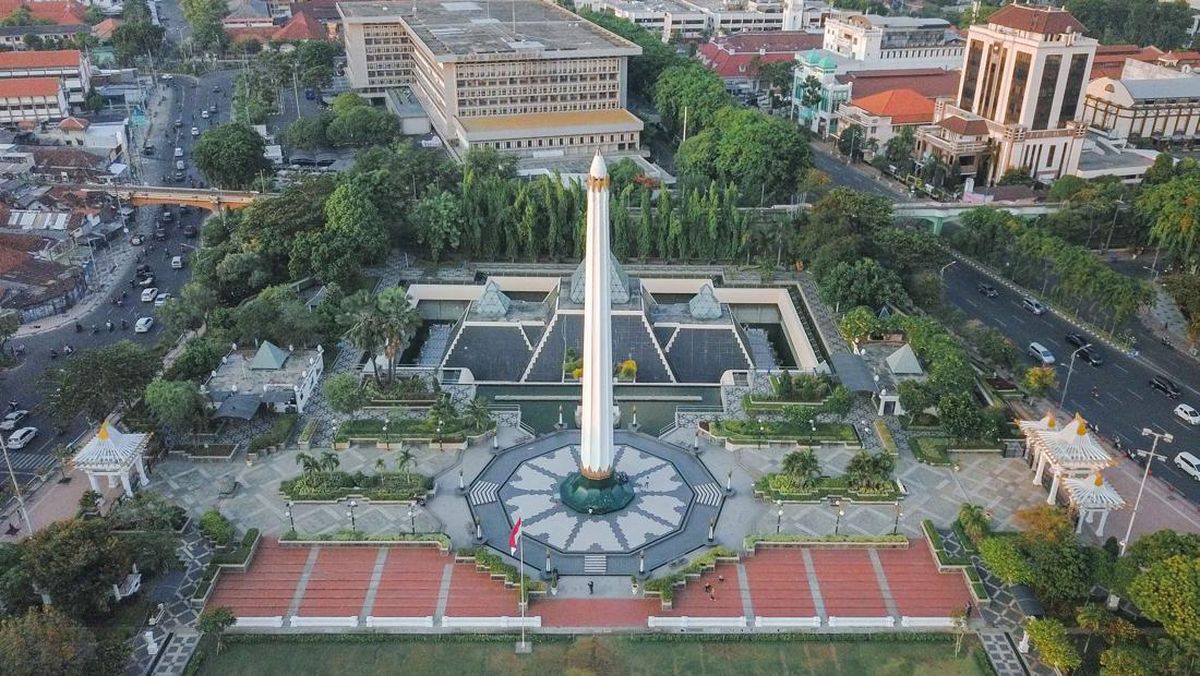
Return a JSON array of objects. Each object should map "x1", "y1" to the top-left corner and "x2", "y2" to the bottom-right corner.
[
  {"x1": 339, "y1": 0, "x2": 643, "y2": 158},
  {"x1": 915, "y1": 4, "x2": 1096, "y2": 185}
]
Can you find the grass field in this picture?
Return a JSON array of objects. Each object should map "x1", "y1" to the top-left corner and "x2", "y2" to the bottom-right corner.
[{"x1": 200, "y1": 636, "x2": 988, "y2": 676}]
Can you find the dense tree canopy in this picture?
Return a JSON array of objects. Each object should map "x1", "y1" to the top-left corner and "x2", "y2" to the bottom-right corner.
[
  {"x1": 1065, "y1": 0, "x2": 1193, "y2": 49},
  {"x1": 676, "y1": 107, "x2": 811, "y2": 205},
  {"x1": 192, "y1": 122, "x2": 270, "y2": 189},
  {"x1": 39, "y1": 341, "x2": 158, "y2": 423}
]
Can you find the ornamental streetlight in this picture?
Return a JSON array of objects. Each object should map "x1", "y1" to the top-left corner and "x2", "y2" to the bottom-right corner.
[
  {"x1": 834, "y1": 499, "x2": 844, "y2": 535},
  {"x1": 408, "y1": 506, "x2": 416, "y2": 534},
  {"x1": 1119, "y1": 429, "x2": 1173, "y2": 557},
  {"x1": 892, "y1": 501, "x2": 902, "y2": 536},
  {"x1": 347, "y1": 500, "x2": 358, "y2": 532},
  {"x1": 285, "y1": 500, "x2": 295, "y2": 531},
  {"x1": 1059, "y1": 342, "x2": 1092, "y2": 409},
  {"x1": 775, "y1": 500, "x2": 783, "y2": 534}
]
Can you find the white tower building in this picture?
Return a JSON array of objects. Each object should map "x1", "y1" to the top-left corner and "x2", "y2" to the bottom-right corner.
[{"x1": 579, "y1": 152, "x2": 615, "y2": 481}]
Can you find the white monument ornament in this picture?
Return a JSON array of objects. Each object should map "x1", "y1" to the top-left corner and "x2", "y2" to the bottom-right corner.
[{"x1": 559, "y1": 152, "x2": 635, "y2": 513}]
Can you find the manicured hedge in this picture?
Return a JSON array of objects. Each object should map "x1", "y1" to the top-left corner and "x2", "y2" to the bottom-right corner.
[
  {"x1": 710, "y1": 420, "x2": 859, "y2": 444},
  {"x1": 744, "y1": 533, "x2": 907, "y2": 550},
  {"x1": 643, "y1": 547, "x2": 736, "y2": 602},
  {"x1": 909, "y1": 437, "x2": 953, "y2": 466},
  {"x1": 460, "y1": 548, "x2": 546, "y2": 593},
  {"x1": 280, "y1": 470, "x2": 433, "y2": 501},
  {"x1": 249, "y1": 414, "x2": 298, "y2": 452},
  {"x1": 211, "y1": 529, "x2": 259, "y2": 566},
  {"x1": 334, "y1": 417, "x2": 493, "y2": 443},
  {"x1": 280, "y1": 529, "x2": 450, "y2": 547},
  {"x1": 755, "y1": 474, "x2": 901, "y2": 502}
]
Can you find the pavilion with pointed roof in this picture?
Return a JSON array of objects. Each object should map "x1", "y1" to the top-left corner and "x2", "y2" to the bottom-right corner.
[
  {"x1": 1064, "y1": 472, "x2": 1126, "y2": 537},
  {"x1": 72, "y1": 421, "x2": 150, "y2": 497},
  {"x1": 1019, "y1": 413, "x2": 1117, "y2": 506}
]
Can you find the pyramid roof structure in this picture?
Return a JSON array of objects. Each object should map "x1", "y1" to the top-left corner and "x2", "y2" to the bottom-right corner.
[
  {"x1": 72, "y1": 422, "x2": 149, "y2": 472},
  {"x1": 250, "y1": 341, "x2": 289, "y2": 370},
  {"x1": 569, "y1": 253, "x2": 630, "y2": 304},
  {"x1": 885, "y1": 344, "x2": 923, "y2": 375},
  {"x1": 1064, "y1": 472, "x2": 1126, "y2": 510},
  {"x1": 688, "y1": 283, "x2": 721, "y2": 320},
  {"x1": 475, "y1": 280, "x2": 512, "y2": 319},
  {"x1": 1027, "y1": 413, "x2": 1114, "y2": 468}
]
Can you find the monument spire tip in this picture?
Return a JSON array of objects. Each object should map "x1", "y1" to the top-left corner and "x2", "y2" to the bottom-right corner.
[{"x1": 589, "y1": 150, "x2": 607, "y2": 179}]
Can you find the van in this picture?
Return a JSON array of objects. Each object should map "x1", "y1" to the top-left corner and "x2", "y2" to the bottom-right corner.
[
  {"x1": 175, "y1": 160, "x2": 185, "y2": 171},
  {"x1": 173, "y1": 147, "x2": 183, "y2": 159},
  {"x1": 1027, "y1": 342, "x2": 1055, "y2": 365},
  {"x1": 1021, "y1": 297, "x2": 1046, "y2": 315},
  {"x1": 171, "y1": 255, "x2": 183, "y2": 269}
]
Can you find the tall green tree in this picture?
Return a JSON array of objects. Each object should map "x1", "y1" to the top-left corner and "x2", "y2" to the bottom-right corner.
[
  {"x1": 22, "y1": 519, "x2": 131, "y2": 617},
  {"x1": 192, "y1": 122, "x2": 270, "y2": 189},
  {"x1": 412, "y1": 190, "x2": 463, "y2": 263},
  {"x1": 0, "y1": 607, "x2": 99, "y2": 676},
  {"x1": 143, "y1": 379, "x2": 208, "y2": 441},
  {"x1": 39, "y1": 341, "x2": 157, "y2": 423}
]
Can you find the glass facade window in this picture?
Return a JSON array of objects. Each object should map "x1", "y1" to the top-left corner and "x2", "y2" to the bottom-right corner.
[
  {"x1": 1056, "y1": 54, "x2": 1089, "y2": 128},
  {"x1": 1031, "y1": 55, "x2": 1062, "y2": 131},
  {"x1": 959, "y1": 40, "x2": 983, "y2": 110},
  {"x1": 980, "y1": 47, "x2": 1008, "y2": 122},
  {"x1": 1005, "y1": 51, "x2": 1031, "y2": 125}
]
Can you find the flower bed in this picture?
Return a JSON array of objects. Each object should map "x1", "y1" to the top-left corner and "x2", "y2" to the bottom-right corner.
[
  {"x1": 249, "y1": 414, "x2": 297, "y2": 452},
  {"x1": 743, "y1": 533, "x2": 907, "y2": 551},
  {"x1": 280, "y1": 470, "x2": 433, "y2": 502},
  {"x1": 334, "y1": 417, "x2": 492, "y2": 444},
  {"x1": 909, "y1": 437, "x2": 953, "y2": 466},
  {"x1": 921, "y1": 519, "x2": 989, "y2": 603},
  {"x1": 874, "y1": 420, "x2": 898, "y2": 454},
  {"x1": 192, "y1": 529, "x2": 260, "y2": 604},
  {"x1": 642, "y1": 547, "x2": 736, "y2": 602},
  {"x1": 172, "y1": 444, "x2": 238, "y2": 460},
  {"x1": 297, "y1": 419, "x2": 318, "y2": 450},
  {"x1": 458, "y1": 547, "x2": 545, "y2": 594},
  {"x1": 280, "y1": 529, "x2": 450, "y2": 549},
  {"x1": 708, "y1": 420, "x2": 860, "y2": 446},
  {"x1": 755, "y1": 474, "x2": 901, "y2": 503}
]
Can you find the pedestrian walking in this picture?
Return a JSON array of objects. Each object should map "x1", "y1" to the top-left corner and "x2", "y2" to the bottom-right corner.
[
  {"x1": 709, "y1": 593, "x2": 716, "y2": 602},
  {"x1": 587, "y1": 580, "x2": 594, "y2": 595},
  {"x1": 717, "y1": 575, "x2": 724, "y2": 584},
  {"x1": 704, "y1": 583, "x2": 712, "y2": 594}
]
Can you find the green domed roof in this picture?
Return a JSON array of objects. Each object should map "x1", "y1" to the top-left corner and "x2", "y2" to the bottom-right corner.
[
  {"x1": 805, "y1": 49, "x2": 820, "y2": 65},
  {"x1": 820, "y1": 55, "x2": 837, "y2": 69}
]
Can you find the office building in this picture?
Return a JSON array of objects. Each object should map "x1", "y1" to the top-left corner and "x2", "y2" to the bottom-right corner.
[
  {"x1": 0, "y1": 49, "x2": 90, "y2": 110},
  {"x1": 914, "y1": 4, "x2": 1096, "y2": 185},
  {"x1": 0, "y1": 77, "x2": 68, "y2": 124},
  {"x1": 339, "y1": 0, "x2": 643, "y2": 158}
]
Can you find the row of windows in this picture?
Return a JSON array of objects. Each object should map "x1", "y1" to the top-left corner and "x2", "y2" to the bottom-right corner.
[
  {"x1": 458, "y1": 92, "x2": 617, "y2": 108},
  {"x1": 457, "y1": 73, "x2": 617, "y2": 87},
  {"x1": 879, "y1": 47, "x2": 961, "y2": 59},
  {"x1": 479, "y1": 133, "x2": 637, "y2": 151},
  {"x1": 458, "y1": 100, "x2": 620, "y2": 117},
  {"x1": 458, "y1": 58, "x2": 620, "y2": 77},
  {"x1": 456, "y1": 84, "x2": 618, "y2": 98}
]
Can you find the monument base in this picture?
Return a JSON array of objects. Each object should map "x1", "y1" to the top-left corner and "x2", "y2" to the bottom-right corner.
[{"x1": 559, "y1": 471, "x2": 635, "y2": 515}]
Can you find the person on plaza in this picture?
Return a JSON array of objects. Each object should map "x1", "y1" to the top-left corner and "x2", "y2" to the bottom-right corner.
[{"x1": 587, "y1": 580, "x2": 594, "y2": 595}]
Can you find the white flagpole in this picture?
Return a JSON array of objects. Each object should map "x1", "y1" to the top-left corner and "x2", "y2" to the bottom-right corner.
[{"x1": 519, "y1": 522, "x2": 526, "y2": 649}]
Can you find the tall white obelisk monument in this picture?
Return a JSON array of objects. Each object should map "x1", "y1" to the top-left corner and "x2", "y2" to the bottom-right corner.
[{"x1": 579, "y1": 151, "x2": 615, "y2": 481}]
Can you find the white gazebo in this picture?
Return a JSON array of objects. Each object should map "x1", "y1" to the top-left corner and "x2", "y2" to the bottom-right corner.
[
  {"x1": 1064, "y1": 472, "x2": 1126, "y2": 537},
  {"x1": 1022, "y1": 413, "x2": 1115, "y2": 505},
  {"x1": 72, "y1": 422, "x2": 150, "y2": 497}
]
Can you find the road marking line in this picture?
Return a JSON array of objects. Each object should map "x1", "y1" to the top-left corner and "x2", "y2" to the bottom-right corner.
[
  {"x1": 993, "y1": 319, "x2": 1007, "y2": 328},
  {"x1": 1175, "y1": 419, "x2": 1194, "y2": 432},
  {"x1": 1112, "y1": 363, "x2": 1129, "y2": 374},
  {"x1": 1106, "y1": 393, "x2": 1122, "y2": 404},
  {"x1": 1126, "y1": 389, "x2": 1144, "y2": 400},
  {"x1": 963, "y1": 298, "x2": 978, "y2": 308}
]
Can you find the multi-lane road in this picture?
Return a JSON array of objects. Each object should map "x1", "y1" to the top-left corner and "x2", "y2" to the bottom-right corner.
[{"x1": 0, "y1": 71, "x2": 237, "y2": 484}]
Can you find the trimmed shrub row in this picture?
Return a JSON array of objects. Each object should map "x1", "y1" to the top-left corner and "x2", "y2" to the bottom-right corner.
[{"x1": 643, "y1": 547, "x2": 736, "y2": 602}]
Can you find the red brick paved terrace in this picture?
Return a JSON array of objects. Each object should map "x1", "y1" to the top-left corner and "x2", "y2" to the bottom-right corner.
[
  {"x1": 537, "y1": 598, "x2": 661, "y2": 628},
  {"x1": 209, "y1": 540, "x2": 309, "y2": 617},
  {"x1": 298, "y1": 547, "x2": 376, "y2": 617},
  {"x1": 664, "y1": 562, "x2": 743, "y2": 616},
  {"x1": 743, "y1": 549, "x2": 817, "y2": 617},
  {"x1": 368, "y1": 548, "x2": 444, "y2": 618},
  {"x1": 876, "y1": 545, "x2": 971, "y2": 617},
  {"x1": 445, "y1": 561, "x2": 518, "y2": 616},
  {"x1": 808, "y1": 549, "x2": 887, "y2": 616}
]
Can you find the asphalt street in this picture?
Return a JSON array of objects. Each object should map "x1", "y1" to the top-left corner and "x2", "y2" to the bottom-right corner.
[
  {"x1": 942, "y1": 262, "x2": 1200, "y2": 503},
  {"x1": 0, "y1": 71, "x2": 238, "y2": 484}
]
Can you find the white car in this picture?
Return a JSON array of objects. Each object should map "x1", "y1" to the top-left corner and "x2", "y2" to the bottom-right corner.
[
  {"x1": 141, "y1": 287, "x2": 158, "y2": 302},
  {"x1": 0, "y1": 410, "x2": 28, "y2": 431},
  {"x1": 1176, "y1": 452, "x2": 1200, "y2": 481},
  {"x1": 1175, "y1": 404, "x2": 1200, "y2": 425},
  {"x1": 191, "y1": 126, "x2": 200, "y2": 137},
  {"x1": 134, "y1": 316, "x2": 155, "y2": 333},
  {"x1": 154, "y1": 292, "x2": 171, "y2": 307},
  {"x1": 7, "y1": 426, "x2": 37, "y2": 449},
  {"x1": 201, "y1": 109, "x2": 210, "y2": 119}
]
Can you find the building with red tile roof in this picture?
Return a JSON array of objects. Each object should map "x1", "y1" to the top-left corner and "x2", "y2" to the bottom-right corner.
[
  {"x1": 986, "y1": 4, "x2": 1086, "y2": 36},
  {"x1": 228, "y1": 9, "x2": 331, "y2": 43},
  {"x1": 0, "y1": 76, "x2": 67, "y2": 124},
  {"x1": 92, "y1": 17, "x2": 121, "y2": 41},
  {"x1": 0, "y1": 49, "x2": 89, "y2": 109},
  {"x1": 836, "y1": 68, "x2": 961, "y2": 101},
  {"x1": 697, "y1": 31, "x2": 822, "y2": 93},
  {"x1": 837, "y1": 88, "x2": 936, "y2": 149},
  {"x1": 0, "y1": 0, "x2": 87, "y2": 26}
]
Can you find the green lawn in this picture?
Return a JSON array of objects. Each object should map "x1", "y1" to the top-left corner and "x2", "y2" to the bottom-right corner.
[{"x1": 201, "y1": 636, "x2": 988, "y2": 676}]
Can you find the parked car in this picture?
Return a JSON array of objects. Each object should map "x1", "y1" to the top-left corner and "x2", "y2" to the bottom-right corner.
[
  {"x1": 1027, "y1": 342, "x2": 1055, "y2": 365},
  {"x1": 1150, "y1": 375, "x2": 1182, "y2": 399},
  {"x1": 182, "y1": 224, "x2": 197, "y2": 238},
  {"x1": 191, "y1": 126, "x2": 200, "y2": 137},
  {"x1": 141, "y1": 287, "x2": 158, "y2": 302},
  {"x1": 137, "y1": 274, "x2": 155, "y2": 287},
  {"x1": 174, "y1": 119, "x2": 182, "y2": 128},
  {"x1": 1176, "y1": 452, "x2": 1200, "y2": 481},
  {"x1": 0, "y1": 410, "x2": 28, "y2": 431},
  {"x1": 1175, "y1": 404, "x2": 1200, "y2": 425},
  {"x1": 171, "y1": 255, "x2": 183, "y2": 269},
  {"x1": 134, "y1": 316, "x2": 154, "y2": 333},
  {"x1": 136, "y1": 264, "x2": 151, "y2": 275},
  {"x1": 154, "y1": 292, "x2": 171, "y2": 307},
  {"x1": 201, "y1": 109, "x2": 210, "y2": 119},
  {"x1": 153, "y1": 229, "x2": 167, "y2": 241},
  {"x1": 1021, "y1": 297, "x2": 1046, "y2": 315},
  {"x1": 161, "y1": 209, "x2": 173, "y2": 223},
  {"x1": 7, "y1": 426, "x2": 37, "y2": 449},
  {"x1": 977, "y1": 283, "x2": 998, "y2": 298},
  {"x1": 129, "y1": 235, "x2": 144, "y2": 246}
]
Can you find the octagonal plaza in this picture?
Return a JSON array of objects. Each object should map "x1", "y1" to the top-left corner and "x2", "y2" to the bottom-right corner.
[{"x1": 468, "y1": 430, "x2": 725, "y2": 576}]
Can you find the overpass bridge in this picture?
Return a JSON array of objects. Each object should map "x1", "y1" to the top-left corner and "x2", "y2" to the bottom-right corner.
[
  {"x1": 82, "y1": 184, "x2": 277, "y2": 210},
  {"x1": 893, "y1": 201, "x2": 1062, "y2": 233}
]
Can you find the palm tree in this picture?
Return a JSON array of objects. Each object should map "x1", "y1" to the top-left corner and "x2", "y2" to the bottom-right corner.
[
  {"x1": 465, "y1": 398, "x2": 494, "y2": 433},
  {"x1": 846, "y1": 451, "x2": 894, "y2": 492},
  {"x1": 378, "y1": 287, "x2": 422, "y2": 382},
  {"x1": 295, "y1": 452, "x2": 320, "y2": 474},
  {"x1": 374, "y1": 457, "x2": 387, "y2": 472},
  {"x1": 781, "y1": 450, "x2": 820, "y2": 490},
  {"x1": 343, "y1": 292, "x2": 388, "y2": 383},
  {"x1": 957, "y1": 503, "x2": 991, "y2": 545},
  {"x1": 395, "y1": 445, "x2": 415, "y2": 482},
  {"x1": 318, "y1": 451, "x2": 340, "y2": 472}
]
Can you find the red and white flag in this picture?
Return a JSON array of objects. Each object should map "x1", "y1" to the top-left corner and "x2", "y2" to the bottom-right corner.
[{"x1": 508, "y1": 518, "x2": 523, "y2": 556}]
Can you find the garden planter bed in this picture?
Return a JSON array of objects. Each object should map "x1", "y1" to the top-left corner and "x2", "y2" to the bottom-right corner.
[
  {"x1": 701, "y1": 426, "x2": 862, "y2": 451},
  {"x1": 754, "y1": 475, "x2": 902, "y2": 504},
  {"x1": 280, "y1": 470, "x2": 435, "y2": 503},
  {"x1": 171, "y1": 444, "x2": 238, "y2": 461},
  {"x1": 743, "y1": 534, "x2": 909, "y2": 553},
  {"x1": 280, "y1": 531, "x2": 450, "y2": 552}
]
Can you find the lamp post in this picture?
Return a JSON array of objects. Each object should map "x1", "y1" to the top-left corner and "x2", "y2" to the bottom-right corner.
[
  {"x1": 2, "y1": 434, "x2": 33, "y2": 533},
  {"x1": 381, "y1": 420, "x2": 388, "y2": 448},
  {"x1": 757, "y1": 418, "x2": 765, "y2": 449},
  {"x1": 834, "y1": 500, "x2": 844, "y2": 535},
  {"x1": 1059, "y1": 342, "x2": 1092, "y2": 409},
  {"x1": 285, "y1": 500, "x2": 295, "y2": 532},
  {"x1": 939, "y1": 260, "x2": 957, "y2": 280},
  {"x1": 347, "y1": 500, "x2": 358, "y2": 532},
  {"x1": 892, "y1": 501, "x2": 902, "y2": 536},
  {"x1": 1103, "y1": 199, "x2": 1126, "y2": 252},
  {"x1": 437, "y1": 420, "x2": 444, "y2": 453},
  {"x1": 1119, "y1": 429, "x2": 1173, "y2": 557},
  {"x1": 458, "y1": 467, "x2": 465, "y2": 493},
  {"x1": 775, "y1": 500, "x2": 783, "y2": 534},
  {"x1": 407, "y1": 506, "x2": 416, "y2": 535}
]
